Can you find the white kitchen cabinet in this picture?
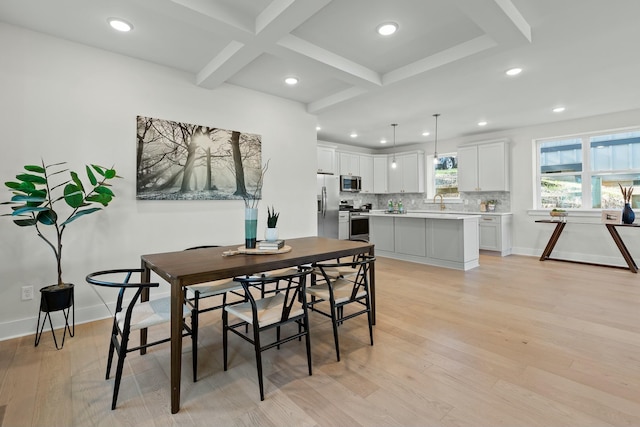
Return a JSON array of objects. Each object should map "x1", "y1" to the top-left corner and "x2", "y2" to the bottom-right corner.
[
  {"x1": 317, "y1": 146, "x2": 336, "y2": 175},
  {"x1": 359, "y1": 154, "x2": 374, "y2": 193},
  {"x1": 395, "y1": 217, "x2": 426, "y2": 256},
  {"x1": 388, "y1": 151, "x2": 424, "y2": 193},
  {"x1": 338, "y1": 211, "x2": 350, "y2": 240},
  {"x1": 369, "y1": 216, "x2": 395, "y2": 252},
  {"x1": 339, "y1": 152, "x2": 360, "y2": 176},
  {"x1": 368, "y1": 212, "x2": 479, "y2": 270},
  {"x1": 478, "y1": 214, "x2": 512, "y2": 256},
  {"x1": 458, "y1": 140, "x2": 509, "y2": 192},
  {"x1": 373, "y1": 155, "x2": 388, "y2": 193}
]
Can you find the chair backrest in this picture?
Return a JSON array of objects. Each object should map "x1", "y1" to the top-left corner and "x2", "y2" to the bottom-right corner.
[
  {"x1": 86, "y1": 268, "x2": 160, "y2": 323},
  {"x1": 315, "y1": 255, "x2": 375, "y2": 298},
  {"x1": 233, "y1": 266, "x2": 313, "y2": 324}
]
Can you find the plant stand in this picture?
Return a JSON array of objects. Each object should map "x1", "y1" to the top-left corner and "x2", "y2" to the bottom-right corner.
[{"x1": 35, "y1": 284, "x2": 75, "y2": 350}]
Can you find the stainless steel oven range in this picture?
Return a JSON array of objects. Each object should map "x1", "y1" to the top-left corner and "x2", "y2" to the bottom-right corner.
[{"x1": 349, "y1": 210, "x2": 369, "y2": 241}]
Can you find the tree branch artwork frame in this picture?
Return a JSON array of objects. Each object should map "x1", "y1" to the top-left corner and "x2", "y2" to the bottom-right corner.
[{"x1": 136, "y1": 115, "x2": 262, "y2": 201}]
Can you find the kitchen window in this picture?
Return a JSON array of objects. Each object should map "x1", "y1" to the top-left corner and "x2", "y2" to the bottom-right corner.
[
  {"x1": 536, "y1": 128, "x2": 640, "y2": 209},
  {"x1": 426, "y1": 152, "x2": 459, "y2": 199}
]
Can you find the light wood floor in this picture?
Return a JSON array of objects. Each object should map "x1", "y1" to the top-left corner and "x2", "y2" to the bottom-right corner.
[{"x1": 2, "y1": 254, "x2": 640, "y2": 426}]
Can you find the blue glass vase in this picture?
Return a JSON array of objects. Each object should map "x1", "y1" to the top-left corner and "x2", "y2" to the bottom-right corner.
[
  {"x1": 245, "y1": 208, "x2": 258, "y2": 248},
  {"x1": 622, "y1": 203, "x2": 635, "y2": 224}
]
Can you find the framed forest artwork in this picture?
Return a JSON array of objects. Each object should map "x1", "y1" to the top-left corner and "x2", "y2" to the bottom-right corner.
[{"x1": 136, "y1": 115, "x2": 263, "y2": 201}]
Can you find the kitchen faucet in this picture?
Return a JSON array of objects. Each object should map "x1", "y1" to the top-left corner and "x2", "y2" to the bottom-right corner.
[{"x1": 434, "y1": 194, "x2": 445, "y2": 210}]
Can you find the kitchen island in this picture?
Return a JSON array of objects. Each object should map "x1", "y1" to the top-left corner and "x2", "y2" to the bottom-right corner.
[{"x1": 365, "y1": 211, "x2": 480, "y2": 270}]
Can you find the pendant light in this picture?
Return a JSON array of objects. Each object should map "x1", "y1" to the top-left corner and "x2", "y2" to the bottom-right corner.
[
  {"x1": 391, "y1": 123, "x2": 398, "y2": 169},
  {"x1": 432, "y1": 113, "x2": 440, "y2": 164}
]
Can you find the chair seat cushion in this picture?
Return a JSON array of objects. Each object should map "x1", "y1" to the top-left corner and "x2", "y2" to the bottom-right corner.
[
  {"x1": 224, "y1": 293, "x2": 304, "y2": 328},
  {"x1": 313, "y1": 265, "x2": 358, "y2": 280},
  {"x1": 307, "y1": 278, "x2": 367, "y2": 304},
  {"x1": 117, "y1": 297, "x2": 190, "y2": 332},
  {"x1": 186, "y1": 279, "x2": 242, "y2": 298}
]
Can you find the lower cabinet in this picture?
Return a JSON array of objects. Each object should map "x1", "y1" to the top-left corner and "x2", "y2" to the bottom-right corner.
[
  {"x1": 395, "y1": 217, "x2": 426, "y2": 256},
  {"x1": 478, "y1": 214, "x2": 512, "y2": 256},
  {"x1": 369, "y1": 214, "x2": 479, "y2": 270}
]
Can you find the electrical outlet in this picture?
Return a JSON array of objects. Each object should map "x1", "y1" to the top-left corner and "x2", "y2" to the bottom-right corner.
[{"x1": 21, "y1": 285, "x2": 34, "y2": 301}]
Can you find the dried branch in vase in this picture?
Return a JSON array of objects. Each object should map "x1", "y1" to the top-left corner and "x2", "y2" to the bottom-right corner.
[{"x1": 619, "y1": 183, "x2": 633, "y2": 203}]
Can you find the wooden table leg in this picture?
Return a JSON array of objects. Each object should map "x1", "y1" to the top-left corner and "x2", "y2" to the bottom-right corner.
[
  {"x1": 170, "y1": 279, "x2": 183, "y2": 414},
  {"x1": 606, "y1": 225, "x2": 638, "y2": 273},
  {"x1": 540, "y1": 221, "x2": 566, "y2": 261},
  {"x1": 140, "y1": 262, "x2": 150, "y2": 355}
]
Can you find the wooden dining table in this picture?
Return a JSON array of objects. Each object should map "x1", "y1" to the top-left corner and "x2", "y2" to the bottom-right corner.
[{"x1": 140, "y1": 236, "x2": 375, "y2": 413}]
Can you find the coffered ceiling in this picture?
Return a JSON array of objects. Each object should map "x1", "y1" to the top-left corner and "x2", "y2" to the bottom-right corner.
[{"x1": 2, "y1": 0, "x2": 640, "y2": 148}]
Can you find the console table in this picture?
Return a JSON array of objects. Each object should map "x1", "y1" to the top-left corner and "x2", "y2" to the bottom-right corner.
[{"x1": 536, "y1": 220, "x2": 639, "y2": 273}]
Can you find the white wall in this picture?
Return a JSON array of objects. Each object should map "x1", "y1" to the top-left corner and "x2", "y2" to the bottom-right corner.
[{"x1": 0, "y1": 23, "x2": 318, "y2": 340}]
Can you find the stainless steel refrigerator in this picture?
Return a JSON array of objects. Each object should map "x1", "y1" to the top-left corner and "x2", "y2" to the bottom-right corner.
[{"x1": 317, "y1": 174, "x2": 339, "y2": 239}]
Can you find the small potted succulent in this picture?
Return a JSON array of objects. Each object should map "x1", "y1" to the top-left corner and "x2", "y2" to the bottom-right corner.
[
  {"x1": 265, "y1": 205, "x2": 279, "y2": 241},
  {"x1": 2, "y1": 160, "x2": 119, "y2": 348}
]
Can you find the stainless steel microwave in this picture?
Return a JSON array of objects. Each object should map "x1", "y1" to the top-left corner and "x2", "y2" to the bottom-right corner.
[{"x1": 340, "y1": 175, "x2": 361, "y2": 192}]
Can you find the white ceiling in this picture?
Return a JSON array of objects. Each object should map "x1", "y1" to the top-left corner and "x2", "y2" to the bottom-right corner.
[{"x1": 2, "y1": 0, "x2": 640, "y2": 148}]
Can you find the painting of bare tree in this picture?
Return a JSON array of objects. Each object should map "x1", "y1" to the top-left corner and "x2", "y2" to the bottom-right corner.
[{"x1": 136, "y1": 115, "x2": 262, "y2": 200}]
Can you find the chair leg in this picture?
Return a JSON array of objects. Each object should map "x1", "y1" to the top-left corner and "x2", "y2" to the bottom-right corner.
[
  {"x1": 304, "y1": 318, "x2": 312, "y2": 376},
  {"x1": 253, "y1": 325, "x2": 265, "y2": 401},
  {"x1": 330, "y1": 304, "x2": 341, "y2": 362},
  {"x1": 105, "y1": 320, "x2": 118, "y2": 379},
  {"x1": 223, "y1": 309, "x2": 229, "y2": 371},
  {"x1": 111, "y1": 332, "x2": 130, "y2": 410},
  {"x1": 366, "y1": 299, "x2": 374, "y2": 346}
]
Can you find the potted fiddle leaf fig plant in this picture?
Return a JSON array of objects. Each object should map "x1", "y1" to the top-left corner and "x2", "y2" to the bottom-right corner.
[
  {"x1": 265, "y1": 205, "x2": 279, "y2": 242},
  {"x1": 2, "y1": 160, "x2": 119, "y2": 347}
]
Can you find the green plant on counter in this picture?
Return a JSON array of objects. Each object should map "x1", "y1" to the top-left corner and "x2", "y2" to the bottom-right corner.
[{"x1": 2, "y1": 160, "x2": 119, "y2": 286}]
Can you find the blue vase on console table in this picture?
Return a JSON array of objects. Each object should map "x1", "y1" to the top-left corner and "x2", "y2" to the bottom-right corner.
[{"x1": 622, "y1": 203, "x2": 635, "y2": 224}]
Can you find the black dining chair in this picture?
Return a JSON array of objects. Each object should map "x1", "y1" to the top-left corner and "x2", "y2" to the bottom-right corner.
[
  {"x1": 307, "y1": 255, "x2": 375, "y2": 362},
  {"x1": 223, "y1": 266, "x2": 313, "y2": 401},
  {"x1": 182, "y1": 246, "x2": 245, "y2": 381},
  {"x1": 85, "y1": 268, "x2": 195, "y2": 410}
]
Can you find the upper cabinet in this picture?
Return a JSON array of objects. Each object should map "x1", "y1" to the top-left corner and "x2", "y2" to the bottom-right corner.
[
  {"x1": 339, "y1": 152, "x2": 360, "y2": 176},
  {"x1": 373, "y1": 155, "x2": 389, "y2": 193},
  {"x1": 317, "y1": 145, "x2": 336, "y2": 175},
  {"x1": 359, "y1": 154, "x2": 374, "y2": 193},
  {"x1": 457, "y1": 140, "x2": 510, "y2": 192},
  {"x1": 388, "y1": 151, "x2": 425, "y2": 193}
]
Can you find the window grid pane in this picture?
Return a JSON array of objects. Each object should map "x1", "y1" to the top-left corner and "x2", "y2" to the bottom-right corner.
[{"x1": 536, "y1": 128, "x2": 640, "y2": 209}]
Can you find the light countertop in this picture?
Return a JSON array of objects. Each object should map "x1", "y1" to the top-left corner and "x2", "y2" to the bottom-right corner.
[
  {"x1": 368, "y1": 209, "x2": 512, "y2": 217},
  {"x1": 365, "y1": 211, "x2": 481, "y2": 220}
]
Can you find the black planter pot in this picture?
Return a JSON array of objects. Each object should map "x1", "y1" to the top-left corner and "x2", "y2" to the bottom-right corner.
[{"x1": 35, "y1": 283, "x2": 75, "y2": 350}]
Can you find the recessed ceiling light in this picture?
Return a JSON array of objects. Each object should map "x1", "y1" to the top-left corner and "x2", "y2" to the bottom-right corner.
[
  {"x1": 478, "y1": 121, "x2": 488, "y2": 126},
  {"x1": 380, "y1": 139, "x2": 387, "y2": 144},
  {"x1": 377, "y1": 22, "x2": 398, "y2": 36},
  {"x1": 506, "y1": 67, "x2": 522, "y2": 76},
  {"x1": 553, "y1": 106, "x2": 566, "y2": 113},
  {"x1": 350, "y1": 132, "x2": 358, "y2": 138},
  {"x1": 284, "y1": 77, "x2": 298, "y2": 85},
  {"x1": 316, "y1": 126, "x2": 321, "y2": 131},
  {"x1": 107, "y1": 18, "x2": 133, "y2": 32},
  {"x1": 422, "y1": 131, "x2": 430, "y2": 137}
]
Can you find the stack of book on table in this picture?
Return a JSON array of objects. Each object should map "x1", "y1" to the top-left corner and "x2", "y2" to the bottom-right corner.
[{"x1": 257, "y1": 239, "x2": 285, "y2": 250}]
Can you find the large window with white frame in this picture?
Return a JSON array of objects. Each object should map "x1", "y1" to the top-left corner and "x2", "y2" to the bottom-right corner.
[
  {"x1": 536, "y1": 128, "x2": 640, "y2": 209},
  {"x1": 426, "y1": 152, "x2": 459, "y2": 199}
]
